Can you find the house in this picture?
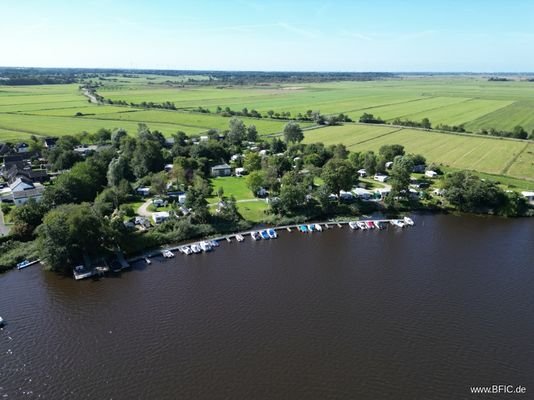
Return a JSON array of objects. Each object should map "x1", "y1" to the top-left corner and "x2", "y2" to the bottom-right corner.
[
  {"x1": 136, "y1": 187, "x2": 151, "y2": 196},
  {"x1": 5, "y1": 165, "x2": 48, "y2": 184},
  {"x1": 352, "y1": 187, "x2": 372, "y2": 200},
  {"x1": 74, "y1": 145, "x2": 98, "y2": 157},
  {"x1": 14, "y1": 142, "x2": 30, "y2": 153},
  {"x1": 235, "y1": 167, "x2": 246, "y2": 177},
  {"x1": 210, "y1": 163, "x2": 232, "y2": 177},
  {"x1": 521, "y1": 191, "x2": 534, "y2": 205},
  {"x1": 425, "y1": 170, "x2": 438, "y2": 178},
  {"x1": 373, "y1": 174, "x2": 389, "y2": 183},
  {"x1": 152, "y1": 211, "x2": 170, "y2": 224},
  {"x1": 43, "y1": 137, "x2": 58, "y2": 150},
  {"x1": 7, "y1": 177, "x2": 45, "y2": 205},
  {"x1": 357, "y1": 169, "x2": 367, "y2": 178}
]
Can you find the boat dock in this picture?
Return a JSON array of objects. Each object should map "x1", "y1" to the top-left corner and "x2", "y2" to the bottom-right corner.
[{"x1": 126, "y1": 217, "x2": 416, "y2": 264}]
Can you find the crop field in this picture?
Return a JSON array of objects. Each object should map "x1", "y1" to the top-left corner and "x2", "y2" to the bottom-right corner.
[{"x1": 304, "y1": 124, "x2": 533, "y2": 182}]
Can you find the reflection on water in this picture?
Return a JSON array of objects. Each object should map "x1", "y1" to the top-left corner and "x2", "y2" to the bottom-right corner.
[{"x1": 0, "y1": 214, "x2": 533, "y2": 399}]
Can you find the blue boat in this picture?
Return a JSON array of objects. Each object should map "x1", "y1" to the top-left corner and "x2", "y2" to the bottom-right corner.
[
  {"x1": 299, "y1": 225, "x2": 308, "y2": 232},
  {"x1": 308, "y1": 224, "x2": 315, "y2": 232},
  {"x1": 260, "y1": 230, "x2": 270, "y2": 239},
  {"x1": 17, "y1": 260, "x2": 31, "y2": 270},
  {"x1": 267, "y1": 229, "x2": 277, "y2": 239}
]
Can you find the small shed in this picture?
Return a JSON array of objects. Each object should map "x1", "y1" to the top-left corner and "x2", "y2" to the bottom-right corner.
[{"x1": 211, "y1": 163, "x2": 232, "y2": 177}]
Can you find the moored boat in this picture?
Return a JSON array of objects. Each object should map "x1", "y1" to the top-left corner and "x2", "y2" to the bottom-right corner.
[
  {"x1": 366, "y1": 221, "x2": 375, "y2": 229},
  {"x1": 145, "y1": 257, "x2": 152, "y2": 264},
  {"x1": 314, "y1": 223, "x2": 323, "y2": 232},
  {"x1": 0, "y1": 316, "x2": 4, "y2": 327},
  {"x1": 348, "y1": 221, "x2": 358, "y2": 230},
  {"x1": 391, "y1": 219, "x2": 405, "y2": 228},
  {"x1": 17, "y1": 260, "x2": 31, "y2": 270},
  {"x1": 251, "y1": 231, "x2": 260, "y2": 240},
  {"x1": 260, "y1": 230, "x2": 270, "y2": 240},
  {"x1": 200, "y1": 241, "x2": 212, "y2": 252},
  {"x1": 403, "y1": 216, "x2": 415, "y2": 226},
  {"x1": 236, "y1": 234, "x2": 244, "y2": 242},
  {"x1": 162, "y1": 250, "x2": 175, "y2": 258},
  {"x1": 191, "y1": 244, "x2": 202, "y2": 254},
  {"x1": 210, "y1": 240, "x2": 220, "y2": 247},
  {"x1": 299, "y1": 225, "x2": 308, "y2": 233},
  {"x1": 307, "y1": 224, "x2": 315, "y2": 232},
  {"x1": 267, "y1": 229, "x2": 278, "y2": 239},
  {"x1": 357, "y1": 221, "x2": 367, "y2": 230},
  {"x1": 182, "y1": 246, "x2": 193, "y2": 255}
]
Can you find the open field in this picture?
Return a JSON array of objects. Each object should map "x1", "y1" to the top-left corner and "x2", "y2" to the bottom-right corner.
[
  {"x1": 304, "y1": 124, "x2": 534, "y2": 183},
  {"x1": 98, "y1": 76, "x2": 534, "y2": 131}
]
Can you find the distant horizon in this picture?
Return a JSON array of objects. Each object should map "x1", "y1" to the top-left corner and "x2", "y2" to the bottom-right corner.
[{"x1": 2, "y1": 66, "x2": 534, "y2": 75}]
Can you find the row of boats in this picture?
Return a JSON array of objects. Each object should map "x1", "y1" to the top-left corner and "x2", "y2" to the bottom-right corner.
[
  {"x1": 250, "y1": 229, "x2": 278, "y2": 240},
  {"x1": 156, "y1": 217, "x2": 414, "y2": 260},
  {"x1": 348, "y1": 216, "x2": 414, "y2": 230}
]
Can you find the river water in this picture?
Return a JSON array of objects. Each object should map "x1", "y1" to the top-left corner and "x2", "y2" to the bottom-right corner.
[{"x1": 0, "y1": 214, "x2": 533, "y2": 399}]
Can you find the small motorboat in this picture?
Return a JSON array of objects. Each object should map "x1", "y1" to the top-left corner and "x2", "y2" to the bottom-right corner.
[
  {"x1": 0, "y1": 316, "x2": 4, "y2": 327},
  {"x1": 374, "y1": 221, "x2": 384, "y2": 230},
  {"x1": 162, "y1": 250, "x2": 175, "y2": 258},
  {"x1": 307, "y1": 224, "x2": 315, "y2": 232},
  {"x1": 348, "y1": 221, "x2": 358, "y2": 230},
  {"x1": 200, "y1": 241, "x2": 212, "y2": 252},
  {"x1": 191, "y1": 244, "x2": 202, "y2": 254},
  {"x1": 299, "y1": 225, "x2": 308, "y2": 233},
  {"x1": 267, "y1": 229, "x2": 277, "y2": 239},
  {"x1": 314, "y1": 224, "x2": 323, "y2": 232},
  {"x1": 366, "y1": 221, "x2": 375, "y2": 229},
  {"x1": 260, "y1": 230, "x2": 270, "y2": 240},
  {"x1": 17, "y1": 260, "x2": 31, "y2": 270},
  {"x1": 210, "y1": 240, "x2": 220, "y2": 247},
  {"x1": 251, "y1": 231, "x2": 261, "y2": 240},
  {"x1": 145, "y1": 257, "x2": 152, "y2": 265},
  {"x1": 357, "y1": 221, "x2": 368, "y2": 230},
  {"x1": 391, "y1": 219, "x2": 405, "y2": 228},
  {"x1": 403, "y1": 216, "x2": 415, "y2": 226},
  {"x1": 236, "y1": 234, "x2": 244, "y2": 242},
  {"x1": 182, "y1": 246, "x2": 193, "y2": 255}
]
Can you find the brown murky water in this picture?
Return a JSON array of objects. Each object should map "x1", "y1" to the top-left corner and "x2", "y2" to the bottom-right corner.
[{"x1": 0, "y1": 214, "x2": 533, "y2": 399}]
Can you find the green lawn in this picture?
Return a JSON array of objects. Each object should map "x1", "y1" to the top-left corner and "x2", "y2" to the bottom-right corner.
[{"x1": 208, "y1": 176, "x2": 255, "y2": 203}]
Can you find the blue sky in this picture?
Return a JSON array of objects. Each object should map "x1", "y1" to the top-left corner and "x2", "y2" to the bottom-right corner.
[{"x1": 1, "y1": 0, "x2": 534, "y2": 71}]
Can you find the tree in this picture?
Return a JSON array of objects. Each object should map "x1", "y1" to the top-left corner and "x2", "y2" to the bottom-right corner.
[
  {"x1": 362, "y1": 151, "x2": 378, "y2": 175},
  {"x1": 151, "y1": 172, "x2": 168, "y2": 196},
  {"x1": 227, "y1": 117, "x2": 246, "y2": 145},
  {"x1": 131, "y1": 137, "x2": 164, "y2": 179},
  {"x1": 243, "y1": 151, "x2": 262, "y2": 172},
  {"x1": 421, "y1": 118, "x2": 432, "y2": 129},
  {"x1": 378, "y1": 144, "x2": 405, "y2": 162},
  {"x1": 185, "y1": 185, "x2": 209, "y2": 223},
  {"x1": 246, "y1": 125, "x2": 258, "y2": 142},
  {"x1": 389, "y1": 155, "x2": 414, "y2": 199},
  {"x1": 10, "y1": 199, "x2": 45, "y2": 240},
  {"x1": 283, "y1": 122, "x2": 304, "y2": 143},
  {"x1": 512, "y1": 125, "x2": 528, "y2": 139},
  {"x1": 246, "y1": 171, "x2": 266, "y2": 196},
  {"x1": 111, "y1": 128, "x2": 128, "y2": 148},
  {"x1": 37, "y1": 203, "x2": 112, "y2": 273},
  {"x1": 321, "y1": 158, "x2": 356, "y2": 195},
  {"x1": 107, "y1": 156, "x2": 132, "y2": 187}
]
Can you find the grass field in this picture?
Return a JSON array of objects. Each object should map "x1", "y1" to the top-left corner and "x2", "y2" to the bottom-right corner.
[
  {"x1": 208, "y1": 176, "x2": 268, "y2": 222},
  {"x1": 304, "y1": 124, "x2": 534, "y2": 184}
]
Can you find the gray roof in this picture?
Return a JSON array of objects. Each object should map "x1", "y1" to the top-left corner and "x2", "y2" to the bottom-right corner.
[
  {"x1": 211, "y1": 163, "x2": 231, "y2": 170},
  {"x1": 12, "y1": 187, "x2": 44, "y2": 199}
]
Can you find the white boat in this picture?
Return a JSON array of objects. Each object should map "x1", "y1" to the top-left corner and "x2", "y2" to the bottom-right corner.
[
  {"x1": 191, "y1": 244, "x2": 202, "y2": 254},
  {"x1": 267, "y1": 229, "x2": 278, "y2": 239},
  {"x1": 307, "y1": 224, "x2": 315, "y2": 232},
  {"x1": 314, "y1": 224, "x2": 323, "y2": 232},
  {"x1": 403, "y1": 216, "x2": 415, "y2": 226},
  {"x1": 391, "y1": 219, "x2": 405, "y2": 228},
  {"x1": 286, "y1": 227, "x2": 292, "y2": 232},
  {"x1": 162, "y1": 250, "x2": 175, "y2": 258},
  {"x1": 357, "y1": 221, "x2": 368, "y2": 230},
  {"x1": 145, "y1": 257, "x2": 152, "y2": 265},
  {"x1": 0, "y1": 316, "x2": 4, "y2": 327},
  {"x1": 210, "y1": 240, "x2": 220, "y2": 247},
  {"x1": 200, "y1": 241, "x2": 212, "y2": 252},
  {"x1": 17, "y1": 260, "x2": 31, "y2": 270},
  {"x1": 374, "y1": 221, "x2": 384, "y2": 230},
  {"x1": 236, "y1": 234, "x2": 244, "y2": 242},
  {"x1": 182, "y1": 246, "x2": 193, "y2": 255},
  {"x1": 251, "y1": 231, "x2": 261, "y2": 240},
  {"x1": 348, "y1": 221, "x2": 358, "y2": 230}
]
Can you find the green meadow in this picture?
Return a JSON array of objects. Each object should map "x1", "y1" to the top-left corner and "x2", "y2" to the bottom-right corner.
[{"x1": 0, "y1": 76, "x2": 532, "y2": 183}]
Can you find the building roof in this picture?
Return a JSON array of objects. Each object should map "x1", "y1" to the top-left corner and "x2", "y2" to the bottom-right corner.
[
  {"x1": 521, "y1": 191, "x2": 534, "y2": 197},
  {"x1": 9, "y1": 176, "x2": 35, "y2": 191},
  {"x1": 12, "y1": 186, "x2": 44, "y2": 199},
  {"x1": 211, "y1": 163, "x2": 231, "y2": 170}
]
